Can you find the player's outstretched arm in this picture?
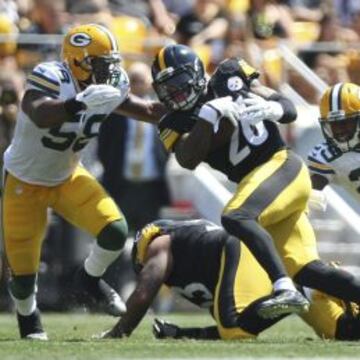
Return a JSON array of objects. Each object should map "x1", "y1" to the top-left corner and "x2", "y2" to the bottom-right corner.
[
  {"x1": 116, "y1": 93, "x2": 167, "y2": 124},
  {"x1": 153, "y1": 318, "x2": 220, "y2": 340},
  {"x1": 101, "y1": 235, "x2": 172, "y2": 338},
  {"x1": 23, "y1": 85, "x2": 122, "y2": 128}
]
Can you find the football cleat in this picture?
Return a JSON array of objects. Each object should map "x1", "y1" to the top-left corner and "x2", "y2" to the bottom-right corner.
[
  {"x1": 17, "y1": 308, "x2": 48, "y2": 341},
  {"x1": 257, "y1": 289, "x2": 310, "y2": 319},
  {"x1": 73, "y1": 268, "x2": 126, "y2": 317}
]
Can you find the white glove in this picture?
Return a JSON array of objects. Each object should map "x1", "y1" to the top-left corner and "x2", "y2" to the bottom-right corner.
[
  {"x1": 242, "y1": 93, "x2": 284, "y2": 125},
  {"x1": 76, "y1": 84, "x2": 122, "y2": 111},
  {"x1": 308, "y1": 189, "x2": 327, "y2": 212},
  {"x1": 198, "y1": 96, "x2": 243, "y2": 132}
]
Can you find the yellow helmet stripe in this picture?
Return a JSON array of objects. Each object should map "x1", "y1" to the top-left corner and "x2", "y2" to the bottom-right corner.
[
  {"x1": 329, "y1": 83, "x2": 343, "y2": 112},
  {"x1": 92, "y1": 23, "x2": 118, "y2": 51},
  {"x1": 157, "y1": 47, "x2": 167, "y2": 70}
]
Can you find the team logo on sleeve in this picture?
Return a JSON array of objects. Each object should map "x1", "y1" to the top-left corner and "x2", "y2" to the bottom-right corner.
[
  {"x1": 227, "y1": 76, "x2": 243, "y2": 91},
  {"x1": 69, "y1": 33, "x2": 92, "y2": 47}
]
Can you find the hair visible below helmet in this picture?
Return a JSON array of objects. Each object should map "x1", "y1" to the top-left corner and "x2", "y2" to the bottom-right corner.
[
  {"x1": 319, "y1": 82, "x2": 360, "y2": 152},
  {"x1": 62, "y1": 23, "x2": 122, "y2": 85},
  {"x1": 151, "y1": 44, "x2": 206, "y2": 111}
]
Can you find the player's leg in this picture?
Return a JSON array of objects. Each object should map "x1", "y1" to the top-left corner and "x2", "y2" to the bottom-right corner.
[
  {"x1": 213, "y1": 236, "x2": 284, "y2": 339},
  {"x1": 295, "y1": 260, "x2": 360, "y2": 302},
  {"x1": 53, "y1": 165, "x2": 127, "y2": 316},
  {"x1": 2, "y1": 173, "x2": 48, "y2": 340},
  {"x1": 221, "y1": 149, "x2": 309, "y2": 317}
]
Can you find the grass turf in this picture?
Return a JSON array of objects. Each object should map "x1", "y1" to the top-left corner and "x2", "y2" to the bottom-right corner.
[{"x1": 0, "y1": 312, "x2": 360, "y2": 359}]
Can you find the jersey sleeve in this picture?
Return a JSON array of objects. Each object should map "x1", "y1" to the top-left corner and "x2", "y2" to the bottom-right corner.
[
  {"x1": 26, "y1": 62, "x2": 61, "y2": 98},
  {"x1": 307, "y1": 144, "x2": 336, "y2": 182},
  {"x1": 158, "y1": 112, "x2": 196, "y2": 152}
]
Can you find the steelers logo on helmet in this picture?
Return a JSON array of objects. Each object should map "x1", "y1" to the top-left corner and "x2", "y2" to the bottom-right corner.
[
  {"x1": 62, "y1": 24, "x2": 122, "y2": 85},
  {"x1": 227, "y1": 76, "x2": 243, "y2": 92},
  {"x1": 151, "y1": 44, "x2": 206, "y2": 111},
  {"x1": 319, "y1": 82, "x2": 360, "y2": 152}
]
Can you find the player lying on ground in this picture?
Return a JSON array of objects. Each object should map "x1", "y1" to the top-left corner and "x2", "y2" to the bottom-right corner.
[
  {"x1": 100, "y1": 219, "x2": 360, "y2": 340},
  {"x1": 153, "y1": 44, "x2": 314, "y2": 319},
  {"x1": 2, "y1": 23, "x2": 165, "y2": 340}
]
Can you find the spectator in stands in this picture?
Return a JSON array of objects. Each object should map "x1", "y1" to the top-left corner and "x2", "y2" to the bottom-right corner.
[
  {"x1": 299, "y1": 12, "x2": 357, "y2": 86},
  {"x1": 17, "y1": 0, "x2": 68, "y2": 69},
  {"x1": 104, "y1": 0, "x2": 176, "y2": 36},
  {"x1": 175, "y1": 0, "x2": 229, "y2": 48},
  {"x1": 246, "y1": 0, "x2": 294, "y2": 42}
]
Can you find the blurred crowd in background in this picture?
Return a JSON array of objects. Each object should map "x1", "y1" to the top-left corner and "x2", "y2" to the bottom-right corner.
[{"x1": 0, "y1": 0, "x2": 360, "y2": 311}]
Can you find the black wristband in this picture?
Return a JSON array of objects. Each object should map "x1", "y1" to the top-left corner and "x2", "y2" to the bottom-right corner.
[
  {"x1": 64, "y1": 97, "x2": 86, "y2": 116},
  {"x1": 268, "y1": 93, "x2": 297, "y2": 124}
]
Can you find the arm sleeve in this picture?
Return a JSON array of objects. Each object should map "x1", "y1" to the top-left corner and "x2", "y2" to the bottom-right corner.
[{"x1": 268, "y1": 93, "x2": 297, "y2": 124}]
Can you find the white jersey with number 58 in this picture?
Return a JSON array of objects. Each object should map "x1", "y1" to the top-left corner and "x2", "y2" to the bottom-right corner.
[
  {"x1": 307, "y1": 142, "x2": 360, "y2": 199},
  {"x1": 4, "y1": 61, "x2": 129, "y2": 186}
]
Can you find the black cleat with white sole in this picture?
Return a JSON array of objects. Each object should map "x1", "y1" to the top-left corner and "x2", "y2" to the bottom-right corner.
[
  {"x1": 73, "y1": 268, "x2": 126, "y2": 317},
  {"x1": 17, "y1": 308, "x2": 48, "y2": 341},
  {"x1": 257, "y1": 289, "x2": 310, "y2": 319}
]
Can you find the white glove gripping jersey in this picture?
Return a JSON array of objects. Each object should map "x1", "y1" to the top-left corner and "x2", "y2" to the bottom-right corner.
[
  {"x1": 307, "y1": 142, "x2": 360, "y2": 198},
  {"x1": 4, "y1": 61, "x2": 130, "y2": 186}
]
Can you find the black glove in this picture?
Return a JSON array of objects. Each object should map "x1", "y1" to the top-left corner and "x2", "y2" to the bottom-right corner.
[{"x1": 152, "y1": 318, "x2": 180, "y2": 339}]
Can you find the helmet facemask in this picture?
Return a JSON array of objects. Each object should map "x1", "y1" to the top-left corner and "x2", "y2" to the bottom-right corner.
[
  {"x1": 153, "y1": 63, "x2": 206, "y2": 111},
  {"x1": 75, "y1": 52, "x2": 123, "y2": 85},
  {"x1": 320, "y1": 110, "x2": 360, "y2": 152}
]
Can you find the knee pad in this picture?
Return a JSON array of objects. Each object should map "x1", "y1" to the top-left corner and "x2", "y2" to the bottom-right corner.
[
  {"x1": 97, "y1": 219, "x2": 128, "y2": 251},
  {"x1": 9, "y1": 274, "x2": 37, "y2": 300}
]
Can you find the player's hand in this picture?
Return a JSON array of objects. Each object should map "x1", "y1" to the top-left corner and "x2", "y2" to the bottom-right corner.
[
  {"x1": 152, "y1": 318, "x2": 180, "y2": 339},
  {"x1": 76, "y1": 84, "x2": 122, "y2": 111},
  {"x1": 198, "y1": 96, "x2": 243, "y2": 131},
  {"x1": 94, "y1": 326, "x2": 125, "y2": 339},
  {"x1": 242, "y1": 93, "x2": 283, "y2": 125}
]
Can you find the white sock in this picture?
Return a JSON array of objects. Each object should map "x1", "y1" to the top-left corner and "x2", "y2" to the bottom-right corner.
[
  {"x1": 273, "y1": 277, "x2": 297, "y2": 292},
  {"x1": 10, "y1": 292, "x2": 37, "y2": 316},
  {"x1": 84, "y1": 243, "x2": 122, "y2": 277}
]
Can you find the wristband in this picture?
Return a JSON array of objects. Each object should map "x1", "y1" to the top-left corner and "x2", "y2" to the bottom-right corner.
[{"x1": 64, "y1": 97, "x2": 86, "y2": 116}]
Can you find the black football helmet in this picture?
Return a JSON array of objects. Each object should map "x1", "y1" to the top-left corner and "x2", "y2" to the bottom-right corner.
[
  {"x1": 208, "y1": 57, "x2": 260, "y2": 99},
  {"x1": 152, "y1": 44, "x2": 206, "y2": 111}
]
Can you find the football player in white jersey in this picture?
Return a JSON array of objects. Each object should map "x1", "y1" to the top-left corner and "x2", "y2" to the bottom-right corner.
[
  {"x1": 307, "y1": 83, "x2": 360, "y2": 199},
  {"x1": 2, "y1": 23, "x2": 165, "y2": 340}
]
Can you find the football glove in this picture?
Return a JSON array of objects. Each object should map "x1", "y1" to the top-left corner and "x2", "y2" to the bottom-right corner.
[
  {"x1": 242, "y1": 93, "x2": 284, "y2": 125},
  {"x1": 152, "y1": 318, "x2": 180, "y2": 339},
  {"x1": 76, "y1": 84, "x2": 122, "y2": 111},
  {"x1": 198, "y1": 96, "x2": 243, "y2": 131}
]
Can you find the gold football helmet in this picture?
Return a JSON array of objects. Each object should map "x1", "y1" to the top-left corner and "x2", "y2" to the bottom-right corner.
[
  {"x1": 62, "y1": 23, "x2": 122, "y2": 85},
  {"x1": 319, "y1": 82, "x2": 360, "y2": 152}
]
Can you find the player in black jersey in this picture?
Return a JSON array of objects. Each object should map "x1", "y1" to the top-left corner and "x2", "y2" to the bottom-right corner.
[
  {"x1": 99, "y1": 219, "x2": 360, "y2": 341},
  {"x1": 152, "y1": 44, "x2": 311, "y2": 319}
]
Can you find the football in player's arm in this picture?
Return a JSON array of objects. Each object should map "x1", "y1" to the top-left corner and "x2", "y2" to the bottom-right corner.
[
  {"x1": 307, "y1": 83, "x2": 360, "y2": 205},
  {"x1": 100, "y1": 219, "x2": 360, "y2": 341},
  {"x1": 2, "y1": 23, "x2": 165, "y2": 341}
]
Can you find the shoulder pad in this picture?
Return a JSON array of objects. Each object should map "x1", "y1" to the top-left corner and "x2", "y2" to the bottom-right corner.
[
  {"x1": 27, "y1": 62, "x2": 61, "y2": 98},
  {"x1": 307, "y1": 143, "x2": 335, "y2": 175}
]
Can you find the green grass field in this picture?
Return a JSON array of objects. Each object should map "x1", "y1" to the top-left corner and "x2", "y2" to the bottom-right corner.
[{"x1": 0, "y1": 312, "x2": 360, "y2": 359}]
